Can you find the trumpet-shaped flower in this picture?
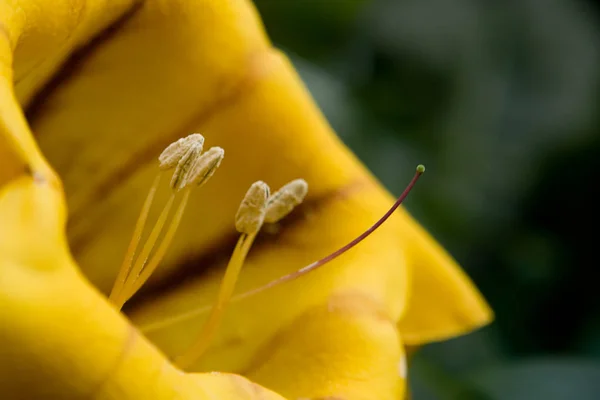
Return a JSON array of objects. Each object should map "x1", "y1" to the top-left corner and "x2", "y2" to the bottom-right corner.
[{"x1": 0, "y1": 0, "x2": 492, "y2": 399}]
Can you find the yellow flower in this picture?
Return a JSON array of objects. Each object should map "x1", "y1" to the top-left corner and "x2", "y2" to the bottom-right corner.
[{"x1": 0, "y1": 0, "x2": 493, "y2": 399}]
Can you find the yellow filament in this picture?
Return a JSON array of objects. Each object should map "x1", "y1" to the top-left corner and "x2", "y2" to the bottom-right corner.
[
  {"x1": 121, "y1": 189, "x2": 191, "y2": 305},
  {"x1": 114, "y1": 193, "x2": 175, "y2": 309},
  {"x1": 174, "y1": 232, "x2": 258, "y2": 369},
  {"x1": 109, "y1": 174, "x2": 161, "y2": 305}
]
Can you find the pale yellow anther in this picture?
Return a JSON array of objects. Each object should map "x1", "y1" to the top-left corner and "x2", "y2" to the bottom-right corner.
[
  {"x1": 170, "y1": 142, "x2": 202, "y2": 191},
  {"x1": 158, "y1": 133, "x2": 204, "y2": 170},
  {"x1": 264, "y1": 179, "x2": 308, "y2": 223},
  {"x1": 186, "y1": 146, "x2": 225, "y2": 188},
  {"x1": 235, "y1": 181, "x2": 270, "y2": 234}
]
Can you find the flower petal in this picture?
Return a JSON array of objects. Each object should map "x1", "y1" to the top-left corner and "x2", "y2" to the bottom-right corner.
[
  {"x1": 246, "y1": 292, "x2": 406, "y2": 400},
  {"x1": 190, "y1": 372, "x2": 287, "y2": 400}
]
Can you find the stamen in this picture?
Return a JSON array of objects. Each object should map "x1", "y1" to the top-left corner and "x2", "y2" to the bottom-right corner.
[
  {"x1": 113, "y1": 193, "x2": 175, "y2": 308},
  {"x1": 159, "y1": 133, "x2": 204, "y2": 170},
  {"x1": 121, "y1": 188, "x2": 192, "y2": 305},
  {"x1": 264, "y1": 179, "x2": 308, "y2": 223},
  {"x1": 187, "y1": 146, "x2": 225, "y2": 188},
  {"x1": 108, "y1": 174, "x2": 161, "y2": 304},
  {"x1": 139, "y1": 166, "x2": 424, "y2": 334},
  {"x1": 110, "y1": 133, "x2": 224, "y2": 310},
  {"x1": 171, "y1": 142, "x2": 203, "y2": 191},
  {"x1": 235, "y1": 181, "x2": 270, "y2": 235},
  {"x1": 175, "y1": 180, "x2": 271, "y2": 368},
  {"x1": 174, "y1": 232, "x2": 256, "y2": 369},
  {"x1": 116, "y1": 148, "x2": 225, "y2": 304}
]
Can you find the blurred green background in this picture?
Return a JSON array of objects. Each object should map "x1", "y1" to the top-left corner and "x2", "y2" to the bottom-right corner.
[{"x1": 253, "y1": 0, "x2": 600, "y2": 399}]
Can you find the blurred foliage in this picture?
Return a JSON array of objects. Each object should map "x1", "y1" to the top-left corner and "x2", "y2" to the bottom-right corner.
[{"x1": 254, "y1": 0, "x2": 600, "y2": 398}]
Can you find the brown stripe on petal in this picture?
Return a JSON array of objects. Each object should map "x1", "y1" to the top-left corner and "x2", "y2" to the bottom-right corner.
[
  {"x1": 24, "y1": 0, "x2": 145, "y2": 121},
  {"x1": 123, "y1": 178, "x2": 368, "y2": 313}
]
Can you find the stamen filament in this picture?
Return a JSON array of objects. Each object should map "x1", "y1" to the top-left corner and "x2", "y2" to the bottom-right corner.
[
  {"x1": 109, "y1": 174, "x2": 161, "y2": 305},
  {"x1": 139, "y1": 165, "x2": 425, "y2": 333},
  {"x1": 114, "y1": 193, "x2": 175, "y2": 309},
  {"x1": 121, "y1": 188, "x2": 192, "y2": 305},
  {"x1": 174, "y1": 232, "x2": 258, "y2": 369}
]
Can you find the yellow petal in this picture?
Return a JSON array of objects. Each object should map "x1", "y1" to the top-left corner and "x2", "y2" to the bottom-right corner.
[
  {"x1": 0, "y1": 178, "x2": 154, "y2": 398},
  {"x1": 190, "y1": 373, "x2": 286, "y2": 400},
  {"x1": 396, "y1": 208, "x2": 493, "y2": 345},
  {"x1": 246, "y1": 292, "x2": 406, "y2": 400}
]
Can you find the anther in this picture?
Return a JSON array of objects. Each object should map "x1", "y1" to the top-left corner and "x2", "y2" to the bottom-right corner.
[
  {"x1": 186, "y1": 146, "x2": 225, "y2": 188},
  {"x1": 264, "y1": 179, "x2": 308, "y2": 223},
  {"x1": 235, "y1": 181, "x2": 270, "y2": 234},
  {"x1": 170, "y1": 142, "x2": 202, "y2": 191},
  {"x1": 158, "y1": 133, "x2": 204, "y2": 170}
]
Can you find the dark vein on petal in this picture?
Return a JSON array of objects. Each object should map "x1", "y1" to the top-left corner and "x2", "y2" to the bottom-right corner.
[
  {"x1": 24, "y1": 0, "x2": 145, "y2": 121},
  {"x1": 123, "y1": 178, "x2": 367, "y2": 313}
]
